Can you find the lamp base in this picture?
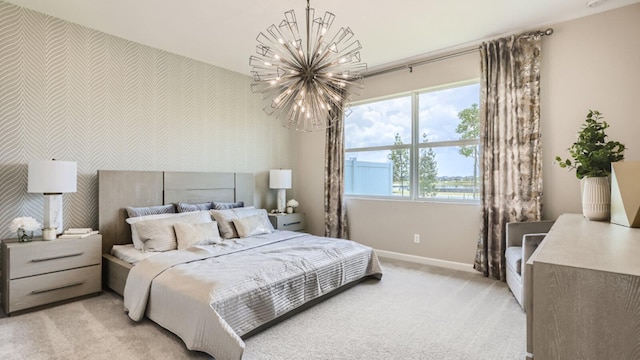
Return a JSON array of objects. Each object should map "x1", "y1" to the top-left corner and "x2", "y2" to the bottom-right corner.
[
  {"x1": 43, "y1": 193, "x2": 63, "y2": 234},
  {"x1": 276, "y1": 189, "x2": 286, "y2": 213}
]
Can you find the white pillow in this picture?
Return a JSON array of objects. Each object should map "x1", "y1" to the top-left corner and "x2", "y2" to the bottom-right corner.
[
  {"x1": 232, "y1": 207, "x2": 273, "y2": 232},
  {"x1": 209, "y1": 209, "x2": 238, "y2": 239},
  {"x1": 126, "y1": 211, "x2": 210, "y2": 250},
  {"x1": 133, "y1": 211, "x2": 212, "y2": 252},
  {"x1": 174, "y1": 221, "x2": 221, "y2": 250},
  {"x1": 209, "y1": 207, "x2": 272, "y2": 239},
  {"x1": 232, "y1": 214, "x2": 273, "y2": 238}
]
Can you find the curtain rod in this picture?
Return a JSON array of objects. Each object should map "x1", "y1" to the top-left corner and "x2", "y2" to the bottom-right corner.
[{"x1": 364, "y1": 28, "x2": 554, "y2": 79}]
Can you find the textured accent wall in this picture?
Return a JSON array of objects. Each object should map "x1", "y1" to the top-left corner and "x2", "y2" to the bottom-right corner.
[{"x1": 0, "y1": 2, "x2": 291, "y2": 239}]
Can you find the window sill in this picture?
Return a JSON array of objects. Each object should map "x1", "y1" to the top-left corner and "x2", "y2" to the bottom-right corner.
[{"x1": 345, "y1": 195, "x2": 480, "y2": 206}]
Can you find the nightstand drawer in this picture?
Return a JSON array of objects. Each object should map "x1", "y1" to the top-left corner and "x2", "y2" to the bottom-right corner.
[
  {"x1": 269, "y1": 213, "x2": 305, "y2": 231},
  {"x1": 8, "y1": 264, "x2": 101, "y2": 313},
  {"x1": 7, "y1": 236, "x2": 101, "y2": 279}
]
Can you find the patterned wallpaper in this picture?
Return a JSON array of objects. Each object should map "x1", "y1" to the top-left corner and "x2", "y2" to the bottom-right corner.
[{"x1": 0, "y1": 2, "x2": 292, "y2": 239}]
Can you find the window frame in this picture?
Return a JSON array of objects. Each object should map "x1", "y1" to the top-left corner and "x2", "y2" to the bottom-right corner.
[{"x1": 344, "y1": 79, "x2": 480, "y2": 203}]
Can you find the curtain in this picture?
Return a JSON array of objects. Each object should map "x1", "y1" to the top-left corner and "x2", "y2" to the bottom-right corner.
[
  {"x1": 473, "y1": 33, "x2": 544, "y2": 280},
  {"x1": 324, "y1": 109, "x2": 348, "y2": 239}
]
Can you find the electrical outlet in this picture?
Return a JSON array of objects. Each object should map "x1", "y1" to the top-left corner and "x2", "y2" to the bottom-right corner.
[{"x1": 413, "y1": 234, "x2": 420, "y2": 244}]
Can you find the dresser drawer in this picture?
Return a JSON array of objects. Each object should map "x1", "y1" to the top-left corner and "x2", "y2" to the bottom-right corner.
[
  {"x1": 8, "y1": 264, "x2": 101, "y2": 313},
  {"x1": 7, "y1": 235, "x2": 101, "y2": 279}
]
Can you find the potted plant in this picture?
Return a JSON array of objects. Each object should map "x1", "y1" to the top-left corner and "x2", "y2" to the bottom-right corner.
[{"x1": 555, "y1": 110, "x2": 625, "y2": 220}]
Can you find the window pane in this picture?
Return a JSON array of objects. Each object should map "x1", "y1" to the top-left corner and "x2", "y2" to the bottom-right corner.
[
  {"x1": 345, "y1": 96, "x2": 411, "y2": 149},
  {"x1": 345, "y1": 150, "x2": 411, "y2": 197},
  {"x1": 344, "y1": 81, "x2": 480, "y2": 202},
  {"x1": 418, "y1": 145, "x2": 480, "y2": 200},
  {"x1": 419, "y1": 84, "x2": 479, "y2": 143}
]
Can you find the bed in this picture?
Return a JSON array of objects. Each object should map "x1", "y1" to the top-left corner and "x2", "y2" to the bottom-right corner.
[{"x1": 98, "y1": 170, "x2": 382, "y2": 360}]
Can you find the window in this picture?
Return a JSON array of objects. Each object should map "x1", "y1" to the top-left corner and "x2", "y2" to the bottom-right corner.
[{"x1": 344, "y1": 82, "x2": 480, "y2": 201}]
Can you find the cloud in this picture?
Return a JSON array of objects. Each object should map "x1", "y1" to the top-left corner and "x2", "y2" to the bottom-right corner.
[{"x1": 345, "y1": 83, "x2": 480, "y2": 176}]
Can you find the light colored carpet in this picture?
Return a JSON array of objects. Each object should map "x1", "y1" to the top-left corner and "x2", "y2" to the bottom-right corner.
[{"x1": 0, "y1": 259, "x2": 525, "y2": 360}]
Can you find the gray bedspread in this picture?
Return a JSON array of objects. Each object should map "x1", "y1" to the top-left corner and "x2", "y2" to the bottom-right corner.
[{"x1": 123, "y1": 231, "x2": 382, "y2": 360}]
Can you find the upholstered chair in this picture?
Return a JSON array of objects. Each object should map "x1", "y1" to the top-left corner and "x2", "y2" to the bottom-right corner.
[{"x1": 505, "y1": 220, "x2": 555, "y2": 309}]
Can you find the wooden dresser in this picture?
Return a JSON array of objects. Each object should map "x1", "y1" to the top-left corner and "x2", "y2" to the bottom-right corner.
[
  {"x1": 1, "y1": 235, "x2": 102, "y2": 315},
  {"x1": 527, "y1": 214, "x2": 640, "y2": 359}
]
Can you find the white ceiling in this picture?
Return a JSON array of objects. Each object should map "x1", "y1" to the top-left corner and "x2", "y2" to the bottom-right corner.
[{"x1": 5, "y1": 0, "x2": 640, "y2": 75}]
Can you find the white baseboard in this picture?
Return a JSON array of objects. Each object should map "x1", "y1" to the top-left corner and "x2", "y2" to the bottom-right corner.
[{"x1": 375, "y1": 249, "x2": 477, "y2": 273}]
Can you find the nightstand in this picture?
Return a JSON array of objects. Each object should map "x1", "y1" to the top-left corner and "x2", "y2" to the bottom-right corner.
[
  {"x1": 1, "y1": 234, "x2": 102, "y2": 315},
  {"x1": 268, "y1": 213, "x2": 306, "y2": 232}
]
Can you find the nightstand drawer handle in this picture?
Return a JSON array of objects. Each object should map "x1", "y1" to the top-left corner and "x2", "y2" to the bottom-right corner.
[
  {"x1": 31, "y1": 281, "x2": 84, "y2": 294},
  {"x1": 30, "y1": 252, "x2": 84, "y2": 262},
  {"x1": 283, "y1": 221, "x2": 301, "y2": 226}
]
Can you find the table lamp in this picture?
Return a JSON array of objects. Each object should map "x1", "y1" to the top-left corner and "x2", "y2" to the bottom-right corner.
[
  {"x1": 269, "y1": 169, "x2": 291, "y2": 213},
  {"x1": 28, "y1": 160, "x2": 77, "y2": 239}
]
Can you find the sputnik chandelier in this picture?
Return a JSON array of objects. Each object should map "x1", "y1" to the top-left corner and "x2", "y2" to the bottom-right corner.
[{"x1": 249, "y1": 0, "x2": 366, "y2": 132}]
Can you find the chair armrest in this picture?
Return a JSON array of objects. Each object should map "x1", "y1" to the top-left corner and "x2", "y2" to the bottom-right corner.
[
  {"x1": 522, "y1": 233, "x2": 547, "y2": 319},
  {"x1": 522, "y1": 233, "x2": 547, "y2": 264},
  {"x1": 506, "y1": 220, "x2": 555, "y2": 248}
]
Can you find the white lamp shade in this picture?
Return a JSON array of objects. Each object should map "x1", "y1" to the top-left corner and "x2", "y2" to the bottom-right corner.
[
  {"x1": 28, "y1": 160, "x2": 77, "y2": 193},
  {"x1": 269, "y1": 169, "x2": 292, "y2": 189}
]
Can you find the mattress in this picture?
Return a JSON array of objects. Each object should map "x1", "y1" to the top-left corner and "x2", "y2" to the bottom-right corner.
[
  {"x1": 124, "y1": 231, "x2": 382, "y2": 360},
  {"x1": 111, "y1": 244, "x2": 158, "y2": 264}
]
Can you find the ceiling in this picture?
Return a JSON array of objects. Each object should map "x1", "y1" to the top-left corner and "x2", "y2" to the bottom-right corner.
[{"x1": 5, "y1": 0, "x2": 640, "y2": 75}]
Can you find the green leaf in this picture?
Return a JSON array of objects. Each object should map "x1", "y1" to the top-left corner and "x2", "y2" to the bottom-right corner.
[{"x1": 555, "y1": 110, "x2": 625, "y2": 178}]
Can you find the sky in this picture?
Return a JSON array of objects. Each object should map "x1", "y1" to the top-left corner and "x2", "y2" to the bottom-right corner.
[{"x1": 345, "y1": 83, "x2": 480, "y2": 177}]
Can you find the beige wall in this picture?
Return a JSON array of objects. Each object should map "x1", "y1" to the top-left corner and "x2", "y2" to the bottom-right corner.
[
  {"x1": 541, "y1": 3, "x2": 640, "y2": 220},
  {"x1": 294, "y1": 3, "x2": 640, "y2": 266}
]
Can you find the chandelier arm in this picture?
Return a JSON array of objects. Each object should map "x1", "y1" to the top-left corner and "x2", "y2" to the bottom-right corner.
[{"x1": 250, "y1": 0, "x2": 366, "y2": 131}]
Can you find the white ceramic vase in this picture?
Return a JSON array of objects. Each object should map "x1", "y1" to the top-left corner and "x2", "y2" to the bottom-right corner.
[{"x1": 580, "y1": 176, "x2": 611, "y2": 221}]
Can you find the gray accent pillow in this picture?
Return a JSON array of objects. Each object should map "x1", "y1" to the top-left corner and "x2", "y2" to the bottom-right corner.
[
  {"x1": 126, "y1": 204, "x2": 176, "y2": 218},
  {"x1": 212, "y1": 201, "x2": 244, "y2": 210},
  {"x1": 176, "y1": 201, "x2": 213, "y2": 213}
]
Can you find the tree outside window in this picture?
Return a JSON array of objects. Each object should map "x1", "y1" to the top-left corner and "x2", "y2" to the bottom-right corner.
[
  {"x1": 455, "y1": 103, "x2": 480, "y2": 198},
  {"x1": 419, "y1": 134, "x2": 438, "y2": 197},
  {"x1": 388, "y1": 133, "x2": 410, "y2": 196}
]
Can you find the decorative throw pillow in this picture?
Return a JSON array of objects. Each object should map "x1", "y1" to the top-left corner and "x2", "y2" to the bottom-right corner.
[
  {"x1": 126, "y1": 204, "x2": 175, "y2": 218},
  {"x1": 176, "y1": 201, "x2": 214, "y2": 213},
  {"x1": 125, "y1": 212, "x2": 196, "y2": 250},
  {"x1": 174, "y1": 221, "x2": 221, "y2": 250},
  {"x1": 133, "y1": 211, "x2": 212, "y2": 252},
  {"x1": 212, "y1": 201, "x2": 244, "y2": 210},
  {"x1": 210, "y1": 207, "x2": 271, "y2": 239},
  {"x1": 232, "y1": 207, "x2": 273, "y2": 231},
  {"x1": 232, "y1": 214, "x2": 273, "y2": 238},
  {"x1": 209, "y1": 209, "x2": 238, "y2": 239}
]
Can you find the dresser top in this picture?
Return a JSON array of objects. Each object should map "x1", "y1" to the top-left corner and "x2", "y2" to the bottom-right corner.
[
  {"x1": 529, "y1": 214, "x2": 640, "y2": 276},
  {"x1": 2, "y1": 234, "x2": 101, "y2": 248}
]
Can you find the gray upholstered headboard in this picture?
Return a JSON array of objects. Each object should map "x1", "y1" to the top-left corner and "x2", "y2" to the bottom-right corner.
[{"x1": 97, "y1": 170, "x2": 254, "y2": 254}]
